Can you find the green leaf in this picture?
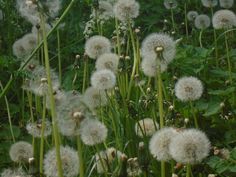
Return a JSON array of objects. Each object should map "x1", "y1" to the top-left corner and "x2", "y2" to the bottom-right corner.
[
  {"x1": 208, "y1": 87, "x2": 236, "y2": 96},
  {"x1": 203, "y1": 101, "x2": 221, "y2": 117},
  {"x1": 0, "y1": 124, "x2": 21, "y2": 140}
]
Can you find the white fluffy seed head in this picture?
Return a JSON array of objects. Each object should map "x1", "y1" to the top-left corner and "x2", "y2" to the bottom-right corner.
[
  {"x1": 9, "y1": 141, "x2": 33, "y2": 163},
  {"x1": 96, "y1": 53, "x2": 120, "y2": 72},
  {"x1": 57, "y1": 92, "x2": 91, "y2": 137},
  {"x1": 91, "y1": 69, "x2": 116, "y2": 90},
  {"x1": 95, "y1": 147, "x2": 123, "y2": 174},
  {"x1": 0, "y1": 167, "x2": 29, "y2": 177},
  {"x1": 169, "y1": 129, "x2": 211, "y2": 164},
  {"x1": 26, "y1": 119, "x2": 52, "y2": 138},
  {"x1": 141, "y1": 33, "x2": 176, "y2": 65},
  {"x1": 92, "y1": 1, "x2": 114, "y2": 20},
  {"x1": 46, "y1": 89, "x2": 66, "y2": 109},
  {"x1": 194, "y1": 14, "x2": 211, "y2": 30},
  {"x1": 149, "y1": 127, "x2": 179, "y2": 161},
  {"x1": 201, "y1": 0, "x2": 218, "y2": 7},
  {"x1": 141, "y1": 57, "x2": 168, "y2": 77},
  {"x1": 79, "y1": 118, "x2": 108, "y2": 146},
  {"x1": 24, "y1": 65, "x2": 60, "y2": 96},
  {"x1": 175, "y1": 76, "x2": 203, "y2": 102},
  {"x1": 83, "y1": 87, "x2": 107, "y2": 110},
  {"x1": 164, "y1": 0, "x2": 178, "y2": 9},
  {"x1": 44, "y1": 146, "x2": 79, "y2": 177},
  {"x1": 220, "y1": 0, "x2": 234, "y2": 8},
  {"x1": 113, "y1": 0, "x2": 140, "y2": 22},
  {"x1": 13, "y1": 33, "x2": 37, "y2": 59},
  {"x1": 135, "y1": 118, "x2": 159, "y2": 137},
  {"x1": 187, "y1": 11, "x2": 199, "y2": 21},
  {"x1": 85, "y1": 35, "x2": 111, "y2": 59},
  {"x1": 212, "y1": 10, "x2": 236, "y2": 29}
]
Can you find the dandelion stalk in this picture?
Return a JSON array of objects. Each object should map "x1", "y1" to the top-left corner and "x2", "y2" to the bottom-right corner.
[
  {"x1": 0, "y1": 0, "x2": 76, "y2": 100},
  {"x1": 170, "y1": 8, "x2": 175, "y2": 32},
  {"x1": 224, "y1": 33, "x2": 233, "y2": 84},
  {"x1": 77, "y1": 136, "x2": 84, "y2": 177},
  {"x1": 211, "y1": 7, "x2": 218, "y2": 67},
  {"x1": 184, "y1": 3, "x2": 188, "y2": 38},
  {"x1": 39, "y1": 96, "x2": 47, "y2": 174},
  {"x1": 199, "y1": 30, "x2": 203, "y2": 48},
  {"x1": 190, "y1": 101, "x2": 198, "y2": 128},
  {"x1": 41, "y1": 15, "x2": 63, "y2": 177},
  {"x1": 115, "y1": 18, "x2": 121, "y2": 57},
  {"x1": 57, "y1": 28, "x2": 62, "y2": 85},
  {"x1": 0, "y1": 82, "x2": 15, "y2": 142}
]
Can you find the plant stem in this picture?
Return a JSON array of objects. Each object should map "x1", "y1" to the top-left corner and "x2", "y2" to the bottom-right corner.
[
  {"x1": 39, "y1": 96, "x2": 47, "y2": 174},
  {"x1": 161, "y1": 161, "x2": 166, "y2": 177},
  {"x1": 184, "y1": 3, "x2": 188, "y2": 38},
  {"x1": 224, "y1": 33, "x2": 232, "y2": 84},
  {"x1": 115, "y1": 18, "x2": 121, "y2": 57},
  {"x1": 189, "y1": 101, "x2": 198, "y2": 128},
  {"x1": 170, "y1": 8, "x2": 175, "y2": 32},
  {"x1": 186, "y1": 164, "x2": 191, "y2": 177},
  {"x1": 199, "y1": 30, "x2": 203, "y2": 48},
  {"x1": 211, "y1": 7, "x2": 218, "y2": 67},
  {"x1": 41, "y1": 15, "x2": 63, "y2": 177},
  {"x1": 157, "y1": 68, "x2": 164, "y2": 129},
  {"x1": 57, "y1": 29, "x2": 62, "y2": 85},
  {"x1": 77, "y1": 136, "x2": 84, "y2": 177}
]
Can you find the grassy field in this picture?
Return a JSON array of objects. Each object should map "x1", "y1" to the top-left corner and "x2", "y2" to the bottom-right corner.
[{"x1": 0, "y1": 0, "x2": 236, "y2": 177}]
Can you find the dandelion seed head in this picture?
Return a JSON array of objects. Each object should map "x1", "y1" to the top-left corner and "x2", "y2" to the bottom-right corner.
[
  {"x1": 141, "y1": 57, "x2": 168, "y2": 77},
  {"x1": 96, "y1": 53, "x2": 120, "y2": 72},
  {"x1": 44, "y1": 146, "x2": 79, "y2": 177},
  {"x1": 135, "y1": 118, "x2": 159, "y2": 137},
  {"x1": 26, "y1": 119, "x2": 52, "y2": 138},
  {"x1": 46, "y1": 89, "x2": 66, "y2": 109},
  {"x1": 149, "y1": 127, "x2": 179, "y2": 161},
  {"x1": 113, "y1": 0, "x2": 140, "y2": 22},
  {"x1": 57, "y1": 92, "x2": 91, "y2": 136},
  {"x1": 0, "y1": 167, "x2": 30, "y2": 177},
  {"x1": 83, "y1": 87, "x2": 107, "y2": 110},
  {"x1": 127, "y1": 157, "x2": 142, "y2": 176},
  {"x1": 175, "y1": 76, "x2": 203, "y2": 102},
  {"x1": 85, "y1": 35, "x2": 111, "y2": 59},
  {"x1": 91, "y1": 69, "x2": 116, "y2": 90},
  {"x1": 141, "y1": 33, "x2": 176, "y2": 64},
  {"x1": 201, "y1": 0, "x2": 218, "y2": 7},
  {"x1": 194, "y1": 14, "x2": 211, "y2": 30},
  {"x1": 219, "y1": 0, "x2": 234, "y2": 8},
  {"x1": 164, "y1": 0, "x2": 178, "y2": 9},
  {"x1": 187, "y1": 11, "x2": 198, "y2": 21},
  {"x1": 79, "y1": 118, "x2": 108, "y2": 146},
  {"x1": 92, "y1": 1, "x2": 114, "y2": 20},
  {"x1": 169, "y1": 129, "x2": 211, "y2": 164},
  {"x1": 212, "y1": 10, "x2": 236, "y2": 29},
  {"x1": 9, "y1": 141, "x2": 33, "y2": 163}
]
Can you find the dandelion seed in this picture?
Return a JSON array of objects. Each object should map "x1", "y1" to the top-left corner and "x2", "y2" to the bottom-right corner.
[
  {"x1": 149, "y1": 127, "x2": 179, "y2": 161},
  {"x1": 141, "y1": 33, "x2": 176, "y2": 65},
  {"x1": 127, "y1": 157, "x2": 142, "y2": 176},
  {"x1": 79, "y1": 118, "x2": 108, "y2": 146},
  {"x1": 164, "y1": 0, "x2": 178, "y2": 9},
  {"x1": 96, "y1": 53, "x2": 120, "y2": 72},
  {"x1": 85, "y1": 35, "x2": 111, "y2": 59},
  {"x1": 95, "y1": 147, "x2": 123, "y2": 174},
  {"x1": 194, "y1": 14, "x2": 211, "y2": 30},
  {"x1": 46, "y1": 89, "x2": 65, "y2": 109},
  {"x1": 169, "y1": 129, "x2": 210, "y2": 164},
  {"x1": 44, "y1": 146, "x2": 79, "y2": 177},
  {"x1": 201, "y1": 0, "x2": 218, "y2": 8},
  {"x1": 91, "y1": 69, "x2": 116, "y2": 90},
  {"x1": 212, "y1": 10, "x2": 236, "y2": 29},
  {"x1": 92, "y1": 1, "x2": 114, "y2": 20},
  {"x1": 0, "y1": 167, "x2": 30, "y2": 177},
  {"x1": 175, "y1": 76, "x2": 203, "y2": 102},
  {"x1": 26, "y1": 119, "x2": 52, "y2": 138},
  {"x1": 141, "y1": 57, "x2": 168, "y2": 77},
  {"x1": 219, "y1": 0, "x2": 234, "y2": 8},
  {"x1": 135, "y1": 118, "x2": 159, "y2": 137},
  {"x1": 9, "y1": 141, "x2": 33, "y2": 163},
  {"x1": 113, "y1": 0, "x2": 140, "y2": 22},
  {"x1": 187, "y1": 11, "x2": 198, "y2": 21},
  {"x1": 83, "y1": 87, "x2": 107, "y2": 110},
  {"x1": 57, "y1": 91, "x2": 91, "y2": 136}
]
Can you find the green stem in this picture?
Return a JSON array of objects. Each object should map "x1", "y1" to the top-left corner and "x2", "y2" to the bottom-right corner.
[
  {"x1": 170, "y1": 8, "x2": 175, "y2": 32},
  {"x1": 77, "y1": 136, "x2": 84, "y2": 177},
  {"x1": 157, "y1": 68, "x2": 164, "y2": 128},
  {"x1": 41, "y1": 16, "x2": 63, "y2": 177},
  {"x1": 224, "y1": 33, "x2": 232, "y2": 84},
  {"x1": 115, "y1": 18, "x2": 121, "y2": 57},
  {"x1": 82, "y1": 58, "x2": 88, "y2": 93},
  {"x1": 0, "y1": 82, "x2": 15, "y2": 142},
  {"x1": 190, "y1": 101, "x2": 198, "y2": 128},
  {"x1": 39, "y1": 96, "x2": 47, "y2": 174},
  {"x1": 211, "y1": 7, "x2": 218, "y2": 67},
  {"x1": 57, "y1": 29, "x2": 62, "y2": 85},
  {"x1": 184, "y1": 3, "x2": 188, "y2": 38},
  {"x1": 161, "y1": 161, "x2": 165, "y2": 177},
  {"x1": 199, "y1": 30, "x2": 203, "y2": 48},
  {"x1": 186, "y1": 164, "x2": 191, "y2": 177},
  {"x1": 0, "y1": 0, "x2": 76, "y2": 100}
]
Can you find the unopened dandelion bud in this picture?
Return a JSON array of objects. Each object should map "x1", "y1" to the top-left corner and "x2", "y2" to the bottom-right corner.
[
  {"x1": 169, "y1": 105, "x2": 174, "y2": 111},
  {"x1": 184, "y1": 118, "x2": 189, "y2": 124},
  {"x1": 76, "y1": 54, "x2": 80, "y2": 59},
  {"x1": 220, "y1": 102, "x2": 225, "y2": 108},
  {"x1": 146, "y1": 87, "x2": 151, "y2": 93},
  {"x1": 208, "y1": 174, "x2": 217, "y2": 177}
]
